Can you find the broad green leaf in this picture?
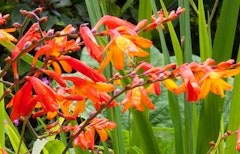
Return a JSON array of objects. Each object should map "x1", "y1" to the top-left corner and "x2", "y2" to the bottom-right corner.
[
  {"x1": 32, "y1": 139, "x2": 49, "y2": 154},
  {"x1": 153, "y1": 127, "x2": 175, "y2": 154},
  {"x1": 80, "y1": 47, "x2": 99, "y2": 69},
  {"x1": 5, "y1": 123, "x2": 29, "y2": 154},
  {"x1": 33, "y1": 139, "x2": 69, "y2": 154}
]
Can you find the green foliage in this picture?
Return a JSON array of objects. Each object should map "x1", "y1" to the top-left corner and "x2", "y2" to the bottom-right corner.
[{"x1": 0, "y1": 0, "x2": 239, "y2": 154}]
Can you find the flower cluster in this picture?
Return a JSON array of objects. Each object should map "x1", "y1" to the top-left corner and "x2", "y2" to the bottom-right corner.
[{"x1": 0, "y1": 6, "x2": 239, "y2": 151}]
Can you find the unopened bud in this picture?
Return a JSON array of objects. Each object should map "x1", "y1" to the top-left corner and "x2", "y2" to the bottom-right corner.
[
  {"x1": 46, "y1": 29, "x2": 54, "y2": 36},
  {"x1": 26, "y1": 12, "x2": 35, "y2": 18},
  {"x1": 20, "y1": 9, "x2": 28, "y2": 16},
  {"x1": 209, "y1": 141, "x2": 215, "y2": 147},
  {"x1": 33, "y1": 7, "x2": 43, "y2": 14},
  {"x1": 23, "y1": 41, "x2": 32, "y2": 50},
  {"x1": 39, "y1": 16, "x2": 48, "y2": 24},
  {"x1": 4, "y1": 56, "x2": 11, "y2": 63},
  {"x1": 69, "y1": 27, "x2": 76, "y2": 34},
  {"x1": 55, "y1": 31, "x2": 61, "y2": 37},
  {"x1": 113, "y1": 89, "x2": 121, "y2": 96},
  {"x1": 58, "y1": 112, "x2": 76, "y2": 120},
  {"x1": 129, "y1": 71, "x2": 136, "y2": 77},
  {"x1": 89, "y1": 111, "x2": 97, "y2": 119},
  {"x1": 113, "y1": 73, "x2": 121, "y2": 79},
  {"x1": 13, "y1": 22, "x2": 22, "y2": 28},
  {"x1": 46, "y1": 121, "x2": 58, "y2": 130},
  {"x1": 137, "y1": 78, "x2": 144, "y2": 85},
  {"x1": 158, "y1": 73, "x2": 165, "y2": 80}
]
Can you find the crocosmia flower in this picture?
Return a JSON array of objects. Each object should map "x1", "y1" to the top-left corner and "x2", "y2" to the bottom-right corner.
[
  {"x1": 12, "y1": 23, "x2": 41, "y2": 80},
  {"x1": 73, "y1": 117, "x2": 116, "y2": 150},
  {"x1": 80, "y1": 25, "x2": 103, "y2": 62},
  {"x1": 98, "y1": 30, "x2": 152, "y2": 72},
  {"x1": 121, "y1": 76, "x2": 155, "y2": 113}
]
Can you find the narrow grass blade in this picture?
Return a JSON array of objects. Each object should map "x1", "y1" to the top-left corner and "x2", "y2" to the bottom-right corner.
[
  {"x1": 107, "y1": 107, "x2": 126, "y2": 154},
  {"x1": 198, "y1": 0, "x2": 211, "y2": 61},
  {"x1": 226, "y1": 45, "x2": 240, "y2": 154},
  {"x1": 212, "y1": 0, "x2": 240, "y2": 63},
  {"x1": 85, "y1": 0, "x2": 103, "y2": 27},
  {"x1": 132, "y1": 110, "x2": 161, "y2": 154},
  {"x1": 178, "y1": 0, "x2": 193, "y2": 63},
  {"x1": 137, "y1": 0, "x2": 152, "y2": 62},
  {"x1": 0, "y1": 76, "x2": 4, "y2": 148},
  {"x1": 160, "y1": 0, "x2": 183, "y2": 65},
  {"x1": 138, "y1": 0, "x2": 152, "y2": 40}
]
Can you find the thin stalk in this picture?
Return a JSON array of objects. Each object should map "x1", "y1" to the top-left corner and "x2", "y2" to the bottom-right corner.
[
  {"x1": 17, "y1": 119, "x2": 28, "y2": 154},
  {"x1": 27, "y1": 120, "x2": 38, "y2": 139}
]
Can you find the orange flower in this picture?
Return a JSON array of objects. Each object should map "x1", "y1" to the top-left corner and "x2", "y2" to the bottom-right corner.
[
  {"x1": 73, "y1": 126, "x2": 95, "y2": 150},
  {"x1": 174, "y1": 59, "x2": 240, "y2": 102},
  {"x1": 12, "y1": 23, "x2": 41, "y2": 80},
  {"x1": 121, "y1": 76, "x2": 155, "y2": 113},
  {"x1": 98, "y1": 30, "x2": 151, "y2": 72},
  {"x1": 32, "y1": 25, "x2": 80, "y2": 74},
  {"x1": 59, "y1": 56, "x2": 106, "y2": 82},
  {"x1": 0, "y1": 13, "x2": 10, "y2": 25},
  {"x1": 92, "y1": 15, "x2": 135, "y2": 31},
  {"x1": 79, "y1": 25, "x2": 103, "y2": 62},
  {"x1": 0, "y1": 13, "x2": 17, "y2": 42},
  {"x1": 73, "y1": 118, "x2": 116, "y2": 150},
  {"x1": 0, "y1": 28, "x2": 17, "y2": 43},
  {"x1": 63, "y1": 76, "x2": 115, "y2": 111}
]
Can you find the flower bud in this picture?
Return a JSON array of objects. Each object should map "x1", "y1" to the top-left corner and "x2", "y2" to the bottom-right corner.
[
  {"x1": 33, "y1": 7, "x2": 43, "y2": 14},
  {"x1": 13, "y1": 22, "x2": 22, "y2": 28},
  {"x1": 39, "y1": 16, "x2": 48, "y2": 24},
  {"x1": 113, "y1": 88, "x2": 121, "y2": 96}
]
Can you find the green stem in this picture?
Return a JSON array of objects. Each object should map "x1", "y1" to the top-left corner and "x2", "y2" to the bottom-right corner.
[{"x1": 17, "y1": 119, "x2": 28, "y2": 154}]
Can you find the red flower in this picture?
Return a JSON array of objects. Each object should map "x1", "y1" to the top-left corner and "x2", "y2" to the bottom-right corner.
[
  {"x1": 63, "y1": 76, "x2": 115, "y2": 111},
  {"x1": 79, "y1": 25, "x2": 103, "y2": 62},
  {"x1": 28, "y1": 76, "x2": 58, "y2": 112},
  {"x1": 58, "y1": 56, "x2": 106, "y2": 82},
  {"x1": 8, "y1": 81, "x2": 34, "y2": 121},
  {"x1": 93, "y1": 15, "x2": 135, "y2": 31}
]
